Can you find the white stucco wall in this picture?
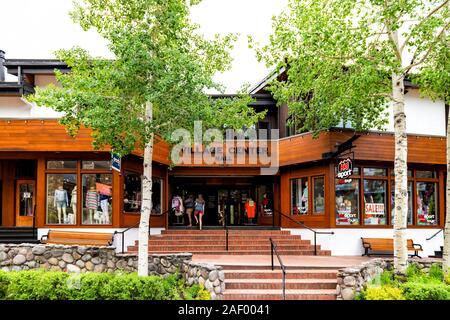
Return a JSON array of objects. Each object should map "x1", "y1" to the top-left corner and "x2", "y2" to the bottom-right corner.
[
  {"x1": 37, "y1": 228, "x2": 164, "y2": 254},
  {"x1": 286, "y1": 228, "x2": 443, "y2": 257},
  {"x1": 0, "y1": 96, "x2": 63, "y2": 119}
]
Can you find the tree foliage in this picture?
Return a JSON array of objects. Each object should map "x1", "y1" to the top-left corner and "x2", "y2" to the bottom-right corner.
[
  {"x1": 251, "y1": 0, "x2": 450, "y2": 136},
  {"x1": 28, "y1": 0, "x2": 265, "y2": 156}
]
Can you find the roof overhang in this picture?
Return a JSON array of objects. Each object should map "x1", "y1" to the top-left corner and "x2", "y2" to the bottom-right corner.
[{"x1": 4, "y1": 59, "x2": 70, "y2": 76}]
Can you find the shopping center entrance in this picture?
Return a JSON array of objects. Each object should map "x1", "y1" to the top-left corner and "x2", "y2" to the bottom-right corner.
[{"x1": 169, "y1": 177, "x2": 276, "y2": 228}]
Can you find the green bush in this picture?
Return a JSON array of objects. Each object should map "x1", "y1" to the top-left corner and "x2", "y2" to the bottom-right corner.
[
  {"x1": 401, "y1": 282, "x2": 450, "y2": 300},
  {"x1": 364, "y1": 286, "x2": 405, "y2": 300},
  {"x1": 428, "y1": 264, "x2": 444, "y2": 282},
  {"x1": 0, "y1": 270, "x2": 210, "y2": 300}
]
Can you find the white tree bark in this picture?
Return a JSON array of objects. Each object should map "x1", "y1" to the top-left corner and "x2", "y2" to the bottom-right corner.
[
  {"x1": 392, "y1": 73, "x2": 408, "y2": 274},
  {"x1": 138, "y1": 101, "x2": 154, "y2": 277},
  {"x1": 443, "y1": 106, "x2": 450, "y2": 274}
]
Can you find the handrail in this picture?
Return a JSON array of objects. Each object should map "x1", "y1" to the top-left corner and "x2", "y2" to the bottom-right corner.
[
  {"x1": 426, "y1": 229, "x2": 443, "y2": 241},
  {"x1": 224, "y1": 209, "x2": 229, "y2": 251},
  {"x1": 114, "y1": 209, "x2": 170, "y2": 254},
  {"x1": 270, "y1": 238, "x2": 287, "y2": 300},
  {"x1": 274, "y1": 209, "x2": 334, "y2": 255}
]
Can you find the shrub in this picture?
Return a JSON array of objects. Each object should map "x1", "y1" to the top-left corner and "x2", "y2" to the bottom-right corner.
[
  {"x1": 0, "y1": 270, "x2": 210, "y2": 300},
  {"x1": 428, "y1": 264, "x2": 444, "y2": 282},
  {"x1": 401, "y1": 282, "x2": 450, "y2": 300},
  {"x1": 364, "y1": 286, "x2": 405, "y2": 300}
]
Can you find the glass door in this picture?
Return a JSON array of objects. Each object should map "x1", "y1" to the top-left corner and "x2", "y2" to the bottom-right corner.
[{"x1": 15, "y1": 180, "x2": 35, "y2": 227}]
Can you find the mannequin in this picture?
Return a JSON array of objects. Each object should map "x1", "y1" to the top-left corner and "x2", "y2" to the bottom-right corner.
[
  {"x1": 69, "y1": 186, "x2": 77, "y2": 224},
  {"x1": 85, "y1": 186, "x2": 98, "y2": 224},
  {"x1": 171, "y1": 194, "x2": 184, "y2": 224},
  {"x1": 54, "y1": 185, "x2": 68, "y2": 224},
  {"x1": 245, "y1": 198, "x2": 256, "y2": 224},
  {"x1": 99, "y1": 191, "x2": 111, "y2": 224}
]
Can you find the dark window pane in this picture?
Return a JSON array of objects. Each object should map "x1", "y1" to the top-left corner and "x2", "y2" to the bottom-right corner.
[
  {"x1": 47, "y1": 161, "x2": 77, "y2": 170},
  {"x1": 82, "y1": 161, "x2": 111, "y2": 170},
  {"x1": 364, "y1": 168, "x2": 387, "y2": 176},
  {"x1": 123, "y1": 171, "x2": 141, "y2": 213},
  {"x1": 335, "y1": 179, "x2": 360, "y2": 225},
  {"x1": 416, "y1": 171, "x2": 437, "y2": 179},
  {"x1": 313, "y1": 177, "x2": 325, "y2": 215}
]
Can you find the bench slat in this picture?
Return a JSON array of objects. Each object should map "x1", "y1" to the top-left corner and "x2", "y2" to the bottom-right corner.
[{"x1": 43, "y1": 230, "x2": 113, "y2": 246}]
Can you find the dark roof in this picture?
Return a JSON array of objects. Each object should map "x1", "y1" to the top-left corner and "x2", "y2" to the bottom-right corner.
[
  {"x1": 210, "y1": 93, "x2": 276, "y2": 107},
  {"x1": 4, "y1": 59, "x2": 70, "y2": 76}
]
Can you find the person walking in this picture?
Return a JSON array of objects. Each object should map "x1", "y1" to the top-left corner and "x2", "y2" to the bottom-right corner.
[
  {"x1": 184, "y1": 194, "x2": 195, "y2": 227},
  {"x1": 194, "y1": 194, "x2": 206, "y2": 230}
]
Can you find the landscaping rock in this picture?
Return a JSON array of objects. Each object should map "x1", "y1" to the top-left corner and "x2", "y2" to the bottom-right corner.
[
  {"x1": 32, "y1": 245, "x2": 46, "y2": 255},
  {"x1": 13, "y1": 254, "x2": 26, "y2": 265},
  {"x1": 62, "y1": 253, "x2": 74, "y2": 263}
]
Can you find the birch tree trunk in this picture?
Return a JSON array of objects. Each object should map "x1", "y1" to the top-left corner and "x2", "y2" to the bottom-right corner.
[
  {"x1": 138, "y1": 101, "x2": 154, "y2": 277},
  {"x1": 443, "y1": 107, "x2": 450, "y2": 274},
  {"x1": 392, "y1": 73, "x2": 408, "y2": 274}
]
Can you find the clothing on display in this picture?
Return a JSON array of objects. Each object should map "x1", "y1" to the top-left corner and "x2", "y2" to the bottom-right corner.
[
  {"x1": 245, "y1": 199, "x2": 256, "y2": 219},
  {"x1": 172, "y1": 196, "x2": 184, "y2": 216},
  {"x1": 54, "y1": 188, "x2": 69, "y2": 208}
]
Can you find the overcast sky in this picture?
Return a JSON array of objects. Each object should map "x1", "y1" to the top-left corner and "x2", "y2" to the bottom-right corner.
[{"x1": 1, "y1": 0, "x2": 288, "y2": 93}]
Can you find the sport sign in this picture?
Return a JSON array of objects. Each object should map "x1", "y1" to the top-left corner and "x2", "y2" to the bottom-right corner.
[{"x1": 336, "y1": 158, "x2": 353, "y2": 179}]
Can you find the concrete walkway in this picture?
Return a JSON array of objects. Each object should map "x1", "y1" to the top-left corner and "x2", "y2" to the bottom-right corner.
[{"x1": 192, "y1": 254, "x2": 371, "y2": 268}]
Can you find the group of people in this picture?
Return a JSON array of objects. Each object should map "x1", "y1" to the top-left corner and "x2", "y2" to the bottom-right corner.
[{"x1": 171, "y1": 194, "x2": 206, "y2": 230}]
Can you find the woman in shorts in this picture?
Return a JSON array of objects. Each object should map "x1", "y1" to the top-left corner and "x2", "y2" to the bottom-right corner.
[{"x1": 194, "y1": 194, "x2": 206, "y2": 230}]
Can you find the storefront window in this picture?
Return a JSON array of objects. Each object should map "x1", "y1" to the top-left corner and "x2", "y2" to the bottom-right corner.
[
  {"x1": 47, "y1": 161, "x2": 77, "y2": 169},
  {"x1": 363, "y1": 180, "x2": 387, "y2": 225},
  {"x1": 257, "y1": 184, "x2": 273, "y2": 216},
  {"x1": 82, "y1": 161, "x2": 111, "y2": 170},
  {"x1": 416, "y1": 171, "x2": 437, "y2": 179},
  {"x1": 363, "y1": 168, "x2": 387, "y2": 176},
  {"x1": 416, "y1": 182, "x2": 437, "y2": 226},
  {"x1": 123, "y1": 171, "x2": 141, "y2": 213},
  {"x1": 82, "y1": 174, "x2": 112, "y2": 224},
  {"x1": 391, "y1": 181, "x2": 413, "y2": 225},
  {"x1": 152, "y1": 178, "x2": 162, "y2": 215},
  {"x1": 313, "y1": 176, "x2": 325, "y2": 215},
  {"x1": 291, "y1": 178, "x2": 308, "y2": 215},
  {"x1": 46, "y1": 174, "x2": 77, "y2": 224},
  {"x1": 335, "y1": 179, "x2": 360, "y2": 225}
]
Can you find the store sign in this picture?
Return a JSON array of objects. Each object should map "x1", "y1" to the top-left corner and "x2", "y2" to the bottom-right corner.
[
  {"x1": 111, "y1": 154, "x2": 121, "y2": 172},
  {"x1": 336, "y1": 158, "x2": 353, "y2": 179},
  {"x1": 365, "y1": 203, "x2": 385, "y2": 215}
]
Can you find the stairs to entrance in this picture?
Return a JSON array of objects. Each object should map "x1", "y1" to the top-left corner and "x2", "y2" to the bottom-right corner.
[
  {"x1": 222, "y1": 265, "x2": 338, "y2": 300},
  {"x1": 0, "y1": 227, "x2": 39, "y2": 244},
  {"x1": 127, "y1": 229, "x2": 331, "y2": 255}
]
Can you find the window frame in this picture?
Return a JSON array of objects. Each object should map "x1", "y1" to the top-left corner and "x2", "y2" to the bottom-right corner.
[{"x1": 290, "y1": 174, "x2": 326, "y2": 217}]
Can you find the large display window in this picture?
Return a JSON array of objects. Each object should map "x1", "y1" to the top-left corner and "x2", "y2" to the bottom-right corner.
[
  {"x1": 291, "y1": 178, "x2": 308, "y2": 215},
  {"x1": 335, "y1": 179, "x2": 360, "y2": 225},
  {"x1": 123, "y1": 171, "x2": 163, "y2": 215},
  {"x1": 290, "y1": 175, "x2": 326, "y2": 216},
  {"x1": 45, "y1": 159, "x2": 113, "y2": 226}
]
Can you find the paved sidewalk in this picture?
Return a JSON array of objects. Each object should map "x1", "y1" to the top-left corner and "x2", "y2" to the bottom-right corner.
[{"x1": 192, "y1": 255, "x2": 371, "y2": 268}]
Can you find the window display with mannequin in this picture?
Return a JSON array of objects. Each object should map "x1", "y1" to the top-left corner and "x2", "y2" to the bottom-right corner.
[
  {"x1": 46, "y1": 174, "x2": 77, "y2": 225},
  {"x1": 82, "y1": 174, "x2": 112, "y2": 225}
]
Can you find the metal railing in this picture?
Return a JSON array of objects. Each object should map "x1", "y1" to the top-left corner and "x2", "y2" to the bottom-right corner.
[
  {"x1": 270, "y1": 238, "x2": 287, "y2": 300},
  {"x1": 114, "y1": 209, "x2": 169, "y2": 253},
  {"x1": 274, "y1": 209, "x2": 334, "y2": 255},
  {"x1": 426, "y1": 229, "x2": 443, "y2": 241},
  {"x1": 32, "y1": 204, "x2": 37, "y2": 239}
]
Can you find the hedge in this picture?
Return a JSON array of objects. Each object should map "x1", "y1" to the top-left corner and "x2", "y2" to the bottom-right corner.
[{"x1": 0, "y1": 270, "x2": 210, "y2": 300}]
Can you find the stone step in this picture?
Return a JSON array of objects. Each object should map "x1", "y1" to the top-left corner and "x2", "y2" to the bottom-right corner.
[
  {"x1": 223, "y1": 269, "x2": 337, "y2": 279},
  {"x1": 223, "y1": 289, "x2": 336, "y2": 300},
  {"x1": 225, "y1": 278, "x2": 337, "y2": 290}
]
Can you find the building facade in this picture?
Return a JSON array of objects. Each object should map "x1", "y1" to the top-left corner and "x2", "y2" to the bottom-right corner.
[{"x1": 0, "y1": 52, "x2": 446, "y2": 256}]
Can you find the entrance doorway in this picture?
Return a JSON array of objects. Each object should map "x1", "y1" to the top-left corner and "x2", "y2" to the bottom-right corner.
[
  {"x1": 169, "y1": 177, "x2": 275, "y2": 228},
  {"x1": 15, "y1": 180, "x2": 35, "y2": 227}
]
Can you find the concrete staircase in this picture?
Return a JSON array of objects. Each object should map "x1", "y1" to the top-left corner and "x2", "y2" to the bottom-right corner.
[
  {"x1": 222, "y1": 265, "x2": 338, "y2": 300},
  {"x1": 127, "y1": 229, "x2": 331, "y2": 255}
]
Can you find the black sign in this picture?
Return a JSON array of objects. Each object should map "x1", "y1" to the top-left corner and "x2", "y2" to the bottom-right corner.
[
  {"x1": 336, "y1": 158, "x2": 353, "y2": 179},
  {"x1": 111, "y1": 154, "x2": 121, "y2": 172}
]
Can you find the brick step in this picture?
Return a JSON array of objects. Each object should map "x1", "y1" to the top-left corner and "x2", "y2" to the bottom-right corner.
[
  {"x1": 225, "y1": 278, "x2": 337, "y2": 290},
  {"x1": 146, "y1": 244, "x2": 317, "y2": 251},
  {"x1": 148, "y1": 235, "x2": 303, "y2": 241},
  {"x1": 223, "y1": 269, "x2": 337, "y2": 279},
  {"x1": 220, "y1": 264, "x2": 338, "y2": 270},
  {"x1": 223, "y1": 289, "x2": 336, "y2": 300},
  {"x1": 162, "y1": 230, "x2": 290, "y2": 235},
  {"x1": 127, "y1": 248, "x2": 331, "y2": 255},
  {"x1": 148, "y1": 239, "x2": 311, "y2": 245}
]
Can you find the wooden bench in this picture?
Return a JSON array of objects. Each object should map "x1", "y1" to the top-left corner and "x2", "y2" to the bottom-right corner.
[
  {"x1": 41, "y1": 230, "x2": 114, "y2": 247},
  {"x1": 361, "y1": 238, "x2": 423, "y2": 258}
]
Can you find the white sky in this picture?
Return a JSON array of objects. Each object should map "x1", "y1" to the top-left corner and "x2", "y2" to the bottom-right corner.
[{"x1": 0, "y1": 0, "x2": 288, "y2": 93}]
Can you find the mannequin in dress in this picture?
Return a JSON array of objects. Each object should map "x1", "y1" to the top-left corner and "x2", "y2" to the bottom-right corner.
[
  {"x1": 54, "y1": 185, "x2": 68, "y2": 224},
  {"x1": 69, "y1": 186, "x2": 77, "y2": 224},
  {"x1": 85, "y1": 186, "x2": 98, "y2": 224}
]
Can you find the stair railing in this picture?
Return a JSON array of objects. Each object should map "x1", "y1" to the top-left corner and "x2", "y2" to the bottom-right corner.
[
  {"x1": 274, "y1": 209, "x2": 334, "y2": 255},
  {"x1": 32, "y1": 204, "x2": 37, "y2": 240},
  {"x1": 426, "y1": 228, "x2": 443, "y2": 241},
  {"x1": 114, "y1": 209, "x2": 170, "y2": 254},
  {"x1": 270, "y1": 238, "x2": 287, "y2": 300}
]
